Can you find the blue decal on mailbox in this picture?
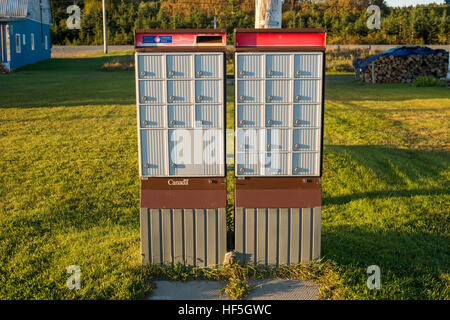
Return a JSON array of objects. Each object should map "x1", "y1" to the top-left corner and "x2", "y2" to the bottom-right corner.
[{"x1": 142, "y1": 36, "x2": 173, "y2": 44}]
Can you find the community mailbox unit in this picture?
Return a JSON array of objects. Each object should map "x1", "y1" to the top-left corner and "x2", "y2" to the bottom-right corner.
[
  {"x1": 234, "y1": 29, "x2": 326, "y2": 265},
  {"x1": 135, "y1": 30, "x2": 227, "y2": 266}
]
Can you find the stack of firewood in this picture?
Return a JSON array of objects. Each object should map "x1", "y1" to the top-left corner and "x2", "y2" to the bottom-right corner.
[{"x1": 355, "y1": 52, "x2": 448, "y2": 83}]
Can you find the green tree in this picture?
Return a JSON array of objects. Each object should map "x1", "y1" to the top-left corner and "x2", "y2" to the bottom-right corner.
[{"x1": 48, "y1": 0, "x2": 450, "y2": 45}]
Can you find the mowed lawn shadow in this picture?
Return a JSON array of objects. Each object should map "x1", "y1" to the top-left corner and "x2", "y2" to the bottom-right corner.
[
  {"x1": 320, "y1": 145, "x2": 449, "y2": 298},
  {"x1": 323, "y1": 144, "x2": 449, "y2": 206},
  {"x1": 321, "y1": 224, "x2": 448, "y2": 299},
  {"x1": 0, "y1": 55, "x2": 136, "y2": 109}
]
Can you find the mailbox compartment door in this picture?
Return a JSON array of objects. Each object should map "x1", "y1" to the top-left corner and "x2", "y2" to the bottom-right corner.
[
  {"x1": 202, "y1": 129, "x2": 225, "y2": 176},
  {"x1": 166, "y1": 54, "x2": 191, "y2": 78},
  {"x1": 139, "y1": 80, "x2": 165, "y2": 104},
  {"x1": 195, "y1": 80, "x2": 222, "y2": 103},
  {"x1": 168, "y1": 129, "x2": 224, "y2": 177},
  {"x1": 138, "y1": 55, "x2": 163, "y2": 79},
  {"x1": 262, "y1": 129, "x2": 291, "y2": 152},
  {"x1": 292, "y1": 128, "x2": 320, "y2": 152},
  {"x1": 293, "y1": 79, "x2": 321, "y2": 103},
  {"x1": 140, "y1": 105, "x2": 166, "y2": 128},
  {"x1": 266, "y1": 54, "x2": 291, "y2": 78},
  {"x1": 237, "y1": 104, "x2": 262, "y2": 128},
  {"x1": 167, "y1": 80, "x2": 192, "y2": 103},
  {"x1": 237, "y1": 54, "x2": 263, "y2": 78},
  {"x1": 293, "y1": 53, "x2": 323, "y2": 78},
  {"x1": 237, "y1": 128, "x2": 260, "y2": 152},
  {"x1": 264, "y1": 152, "x2": 290, "y2": 175},
  {"x1": 237, "y1": 80, "x2": 263, "y2": 103},
  {"x1": 265, "y1": 104, "x2": 290, "y2": 127},
  {"x1": 236, "y1": 152, "x2": 260, "y2": 176},
  {"x1": 168, "y1": 129, "x2": 199, "y2": 175},
  {"x1": 292, "y1": 152, "x2": 319, "y2": 176},
  {"x1": 195, "y1": 54, "x2": 222, "y2": 78},
  {"x1": 168, "y1": 105, "x2": 192, "y2": 128},
  {"x1": 266, "y1": 80, "x2": 291, "y2": 103},
  {"x1": 140, "y1": 129, "x2": 167, "y2": 176},
  {"x1": 293, "y1": 104, "x2": 320, "y2": 127},
  {"x1": 195, "y1": 104, "x2": 222, "y2": 128}
]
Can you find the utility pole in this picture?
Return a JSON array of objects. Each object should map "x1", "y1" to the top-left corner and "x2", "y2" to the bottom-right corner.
[
  {"x1": 102, "y1": 0, "x2": 108, "y2": 54},
  {"x1": 446, "y1": 0, "x2": 450, "y2": 81},
  {"x1": 255, "y1": 0, "x2": 282, "y2": 29}
]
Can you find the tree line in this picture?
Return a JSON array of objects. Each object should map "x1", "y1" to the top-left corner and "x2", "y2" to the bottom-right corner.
[{"x1": 50, "y1": 0, "x2": 449, "y2": 45}]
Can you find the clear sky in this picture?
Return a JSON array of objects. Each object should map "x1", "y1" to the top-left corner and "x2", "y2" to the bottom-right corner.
[{"x1": 385, "y1": 0, "x2": 445, "y2": 7}]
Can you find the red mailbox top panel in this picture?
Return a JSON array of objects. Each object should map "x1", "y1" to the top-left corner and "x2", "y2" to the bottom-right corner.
[
  {"x1": 135, "y1": 29, "x2": 227, "y2": 50},
  {"x1": 235, "y1": 28, "x2": 326, "y2": 51}
]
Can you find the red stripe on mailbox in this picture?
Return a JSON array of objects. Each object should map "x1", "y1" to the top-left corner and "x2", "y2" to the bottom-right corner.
[
  {"x1": 135, "y1": 30, "x2": 226, "y2": 48},
  {"x1": 235, "y1": 31, "x2": 326, "y2": 47}
]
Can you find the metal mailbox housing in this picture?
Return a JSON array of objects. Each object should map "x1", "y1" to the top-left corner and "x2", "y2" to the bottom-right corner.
[
  {"x1": 135, "y1": 29, "x2": 227, "y2": 267},
  {"x1": 235, "y1": 49, "x2": 324, "y2": 177},
  {"x1": 137, "y1": 51, "x2": 225, "y2": 177},
  {"x1": 234, "y1": 28, "x2": 326, "y2": 265}
]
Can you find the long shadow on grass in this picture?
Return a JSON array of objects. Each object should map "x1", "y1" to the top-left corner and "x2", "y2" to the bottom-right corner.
[
  {"x1": 321, "y1": 224, "x2": 449, "y2": 299},
  {"x1": 0, "y1": 55, "x2": 135, "y2": 109},
  {"x1": 325, "y1": 188, "x2": 448, "y2": 206},
  {"x1": 321, "y1": 145, "x2": 449, "y2": 298},
  {"x1": 323, "y1": 145, "x2": 449, "y2": 206}
]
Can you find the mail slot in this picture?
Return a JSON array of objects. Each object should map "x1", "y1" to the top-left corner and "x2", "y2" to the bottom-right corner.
[
  {"x1": 135, "y1": 29, "x2": 227, "y2": 267},
  {"x1": 234, "y1": 28, "x2": 326, "y2": 265}
]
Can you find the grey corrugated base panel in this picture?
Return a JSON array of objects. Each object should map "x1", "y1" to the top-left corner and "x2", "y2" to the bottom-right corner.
[
  {"x1": 140, "y1": 208, "x2": 227, "y2": 267},
  {"x1": 235, "y1": 207, "x2": 321, "y2": 265}
]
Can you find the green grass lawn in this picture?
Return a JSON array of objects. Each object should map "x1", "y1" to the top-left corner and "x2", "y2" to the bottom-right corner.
[{"x1": 0, "y1": 52, "x2": 449, "y2": 299}]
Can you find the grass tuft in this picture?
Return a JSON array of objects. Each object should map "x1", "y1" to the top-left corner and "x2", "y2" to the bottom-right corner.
[
  {"x1": 412, "y1": 76, "x2": 445, "y2": 87},
  {"x1": 101, "y1": 55, "x2": 135, "y2": 71}
]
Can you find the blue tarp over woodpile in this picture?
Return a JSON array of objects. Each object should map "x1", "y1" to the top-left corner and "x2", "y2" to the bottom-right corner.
[{"x1": 353, "y1": 46, "x2": 449, "y2": 73}]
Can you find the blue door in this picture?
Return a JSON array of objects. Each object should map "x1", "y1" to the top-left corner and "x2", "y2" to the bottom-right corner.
[{"x1": 0, "y1": 23, "x2": 8, "y2": 63}]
